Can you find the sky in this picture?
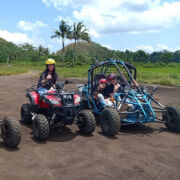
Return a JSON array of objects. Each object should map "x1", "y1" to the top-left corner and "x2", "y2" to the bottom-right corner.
[{"x1": 0, "y1": 0, "x2": 180, "y2": 53}]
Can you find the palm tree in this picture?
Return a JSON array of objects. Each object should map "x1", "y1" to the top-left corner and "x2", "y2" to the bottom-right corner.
[
  {"x1": 70, "y1": 22, "x2": 91, "y2": 67},
  {"x1": 51, "y1": 20, "x2": 71, "y2": 65}
]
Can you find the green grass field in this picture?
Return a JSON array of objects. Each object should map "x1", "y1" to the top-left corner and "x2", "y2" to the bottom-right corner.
[
  {"x1": 137, "y1": 67, "x2": 180, "y2": 86},
  {"x1": 0, "y1": 62, "x2": 180, "y2": 86}
]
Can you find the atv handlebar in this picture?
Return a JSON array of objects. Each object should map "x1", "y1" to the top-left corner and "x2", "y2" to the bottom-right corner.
[{"x1": 26, "y1": 80, "x2": 74, "y2": 92}]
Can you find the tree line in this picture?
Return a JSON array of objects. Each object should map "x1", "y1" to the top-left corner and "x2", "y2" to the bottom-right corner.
[
  {"x1": 51, "y1": 20, "x2": 90, "y2": 67},
  {"x1": 0, "y1": 20, "x2": 180, "y2": 66}
]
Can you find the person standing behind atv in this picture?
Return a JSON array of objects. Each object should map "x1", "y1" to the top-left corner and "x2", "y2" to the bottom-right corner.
[{"x1": 38, "y1": 58, "x2": 58, "y2": 96}]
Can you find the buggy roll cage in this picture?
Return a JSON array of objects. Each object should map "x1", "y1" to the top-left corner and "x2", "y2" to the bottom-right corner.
[
  {"x1": 86, "y1": 59, "x2": 166, "y2": 119},
  {"x1": 87, "y1": 59, "x2": 137, "y2": 94}
]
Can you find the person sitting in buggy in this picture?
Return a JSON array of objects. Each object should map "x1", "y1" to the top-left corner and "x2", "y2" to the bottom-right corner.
[
  {"x1": 38, "y1": 58, "x2": 58, "y2": 96},
  {"x1": 94, "y1": 73, "x2": 133, "y2": 109},
  {"x1": 94, "y1": 78, "x2": 118, "y2": 107},
  {"x1": 106, "y1": 73, "x2": 121, "y2": 97},
  {"x1": 94, "y1": 78, "x2": 109, "y2": 107}
]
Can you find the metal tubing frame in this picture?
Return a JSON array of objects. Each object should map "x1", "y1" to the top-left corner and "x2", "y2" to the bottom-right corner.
[{"x1": 86, "y1": 59, "x2": 166, "y2": 123}]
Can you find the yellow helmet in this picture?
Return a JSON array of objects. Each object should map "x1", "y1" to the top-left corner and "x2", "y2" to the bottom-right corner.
[{"x1": 46, "y1": 58, "x2": 55, "y2": 65}]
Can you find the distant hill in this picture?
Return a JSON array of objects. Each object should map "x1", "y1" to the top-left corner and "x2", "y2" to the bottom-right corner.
[
  {"x1": 56, "y1": 41, "x2": 115, "y2": 63},
  {"x1": 0, "y1": 37, "x2": 8, "y2": 43}
]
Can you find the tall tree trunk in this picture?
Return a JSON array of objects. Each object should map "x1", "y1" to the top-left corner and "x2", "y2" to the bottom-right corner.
[
  {"x1": 72, "y1": 39, "x2": 76, "y2": 67},
  {"x1": 62, "y1": 38, "x2": 65, "y2": 65},
  {"x1": 6, "y1": 56, "x2": 9, "y2": 64}
]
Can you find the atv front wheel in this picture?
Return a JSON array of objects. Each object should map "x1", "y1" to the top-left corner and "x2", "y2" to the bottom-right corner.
[
  {"x1": 33, "y1": 114, "x2": 49, "y2": 141},
  {"x1": 77, "y1": 110, "x2": 96, "y2": 135},
  {"x1": 101, "y1": 107, "x2": 120, "y2": 136},
  {"x1": 2, "y1": 117, "x2": 21, "y2": 148},
  {"x1": 163, "y1": 105, "x2": 180, "y2": 132},
  {"x1": 21, "y1": 103, "x2": 32, "y2": 124}
]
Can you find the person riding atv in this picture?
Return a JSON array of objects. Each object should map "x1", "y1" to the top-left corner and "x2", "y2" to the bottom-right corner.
[
  {"x1": 21, "y1": 58, "x2": 96, "y2": 141},
  {"x1": 38, "y1": 58, "x2": 58, "y2": 96}
]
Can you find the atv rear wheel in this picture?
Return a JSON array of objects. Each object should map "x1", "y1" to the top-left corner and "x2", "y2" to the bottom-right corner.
[
  {"x1": 33, "y1": 114, "x2": 49, "y2": 141},
  {"x1": 77, "y1": 110, "x2": 96, "y2": 135},
  {"x1": 21, "y1": 103, "x2": 32, "y2": 124},
  {"x1": 2, "y1": 117, "x2": 21, "y2": 148},
  {"x1": 163, "y1": 105, "x2": 180, "y2": 132},
  {"x1": 101, "y1": 107, "x2": 120, "y2": 136}
]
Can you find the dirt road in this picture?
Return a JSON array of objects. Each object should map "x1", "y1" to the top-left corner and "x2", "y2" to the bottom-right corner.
[{"x1": 0, "y1": 73, "x2": 179, "y2": 180}]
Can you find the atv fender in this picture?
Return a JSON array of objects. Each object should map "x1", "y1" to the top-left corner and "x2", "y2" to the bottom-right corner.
[{"x1": 26, "y1": 91, "x2": 40, "y2": 105}]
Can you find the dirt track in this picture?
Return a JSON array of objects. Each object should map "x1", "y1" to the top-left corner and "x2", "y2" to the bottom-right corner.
[{"x1": 0, "y1": 72, "x2": 180, "y2": 180}]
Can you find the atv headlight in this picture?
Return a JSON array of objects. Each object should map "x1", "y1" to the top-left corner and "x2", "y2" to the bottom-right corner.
[
  {"x1": 75, "y1": 96, "x2": 81, "y2": 104},
  {"x1": 49, "y1": 99, "x2": 61, "y2": 105},
  {"x1": 74, "y1": 94, "x2": 81, "y2": 104}
]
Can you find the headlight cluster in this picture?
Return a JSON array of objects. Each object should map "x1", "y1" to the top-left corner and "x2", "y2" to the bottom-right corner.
[
  {"x1": 74, "y1": 94, "x2": 81, "y2": 104},
  {"x1": 49, "y1": 99, "x2": 61, "y2": 105}
]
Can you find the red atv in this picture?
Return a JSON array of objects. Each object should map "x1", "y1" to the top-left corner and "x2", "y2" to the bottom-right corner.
[
  {"x1": 0, "y1": 117, "x2": 21, "y2": 148},
  {"x1": 21, "y1": 80, "x2": 96, "y2": 141}
]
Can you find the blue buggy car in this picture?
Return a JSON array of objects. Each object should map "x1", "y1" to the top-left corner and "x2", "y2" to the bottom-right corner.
[{"x1": 78, "y1": 59, "x2": 180, "y2": 136}]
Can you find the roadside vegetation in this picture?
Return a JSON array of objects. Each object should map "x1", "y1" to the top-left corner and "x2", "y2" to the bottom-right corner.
[
  {"x1": 0, "y1": 20, "x2": 180, "y2": 86},
  {"x1": 0, "y1": 62, "x2": 180, "y2": 86}
]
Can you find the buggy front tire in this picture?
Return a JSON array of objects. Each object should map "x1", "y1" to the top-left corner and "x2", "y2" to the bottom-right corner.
[
  {"x1": 3, "y1": 117, "x2": 21, "y2": 148},
  {"x1": 33, "y1": 114, "x2": 49, "y2": 141},
  {"x1": 21, "y1": 103, "x2": 32, "y2": 124},
  {"x1": 163, "y1": 105, "x2": 180, "y2": 132},
  {"x1": 101, "y1": 107, "x2": 120, "y2": 136},
  {"x1": 77, "y1": 110, "x2": 96, "y2": 135}
]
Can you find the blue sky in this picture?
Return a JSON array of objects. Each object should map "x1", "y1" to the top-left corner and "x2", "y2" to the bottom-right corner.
[{"x1": 0, "y1": 0, "x2": 180, "y2": 53}]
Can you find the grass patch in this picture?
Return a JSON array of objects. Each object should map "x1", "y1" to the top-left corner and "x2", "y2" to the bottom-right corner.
[
  {"x1": 0, "y1": 62, "x2": 180, "y2": 86},
  {"x1": 0, "y1": 64, "x2": 28, "y2": 75},
  {"x1": 137, "y1": 67, "x2": 180, "y2": 86}
]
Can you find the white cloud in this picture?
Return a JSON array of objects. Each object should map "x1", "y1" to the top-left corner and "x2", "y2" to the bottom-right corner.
[
  {"x1": 156, "y1": 43, "x2": 180, "y2": 52},
  {"x1": 156, "y1": 43, "x2": 168, "y2": 51},
  {"x1": 0, "y1": 29, "x2": 33, "y2": 44},
  {"x1": 135, "y1": 45, "x2": 154, "y2": 53},
  {"x1": 88, "y1": 29, "x2": 99, "y2": 38},
  {"x1": 17, "y1": 20, "x2": 47, "y2": 31},
  {"x1": 42, "y1": 0, "x2": 51, "y2": 6},
  {"x1": 42, "y1": 0, "x2": 91, "y2": 9},
  {"x1": 0, "y1": 29, "x2": 47, "y2": 48},
  {"x1": 102, "y1": 44, "x2": 112, "y2": 49},
  {"x1": 43, "y1": 0, "x2": 180, "y2": 34},
  {"x1": 54, "y1": 16, "x2": 100, "y2": 38},
  {"x1": 54, "y1": 16, "x2": 74, "y2": 25},
  {"x1": 131, "y1": 43, "x2": 180, "y2": 53}
]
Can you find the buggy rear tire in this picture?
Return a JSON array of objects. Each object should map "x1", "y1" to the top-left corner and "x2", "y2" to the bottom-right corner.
[
  {"x1": 33, "y1": 114, "x2": 49, "y2": 141},
  {"x1": 77, "y1": 110, "x2": 96, "y2": 135},
  {"x1": 163, "y1": 105, "x2": 180, "y2": 132},
  {"x1": 101, "y1": 107, "x2": 120, "y2": 136},
  {"x1": 21, "y1": 103, "x2": 32, "y2": 124},
  {"x1": 2, "y1": 117, "x2": 21, "y2": 148}
]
